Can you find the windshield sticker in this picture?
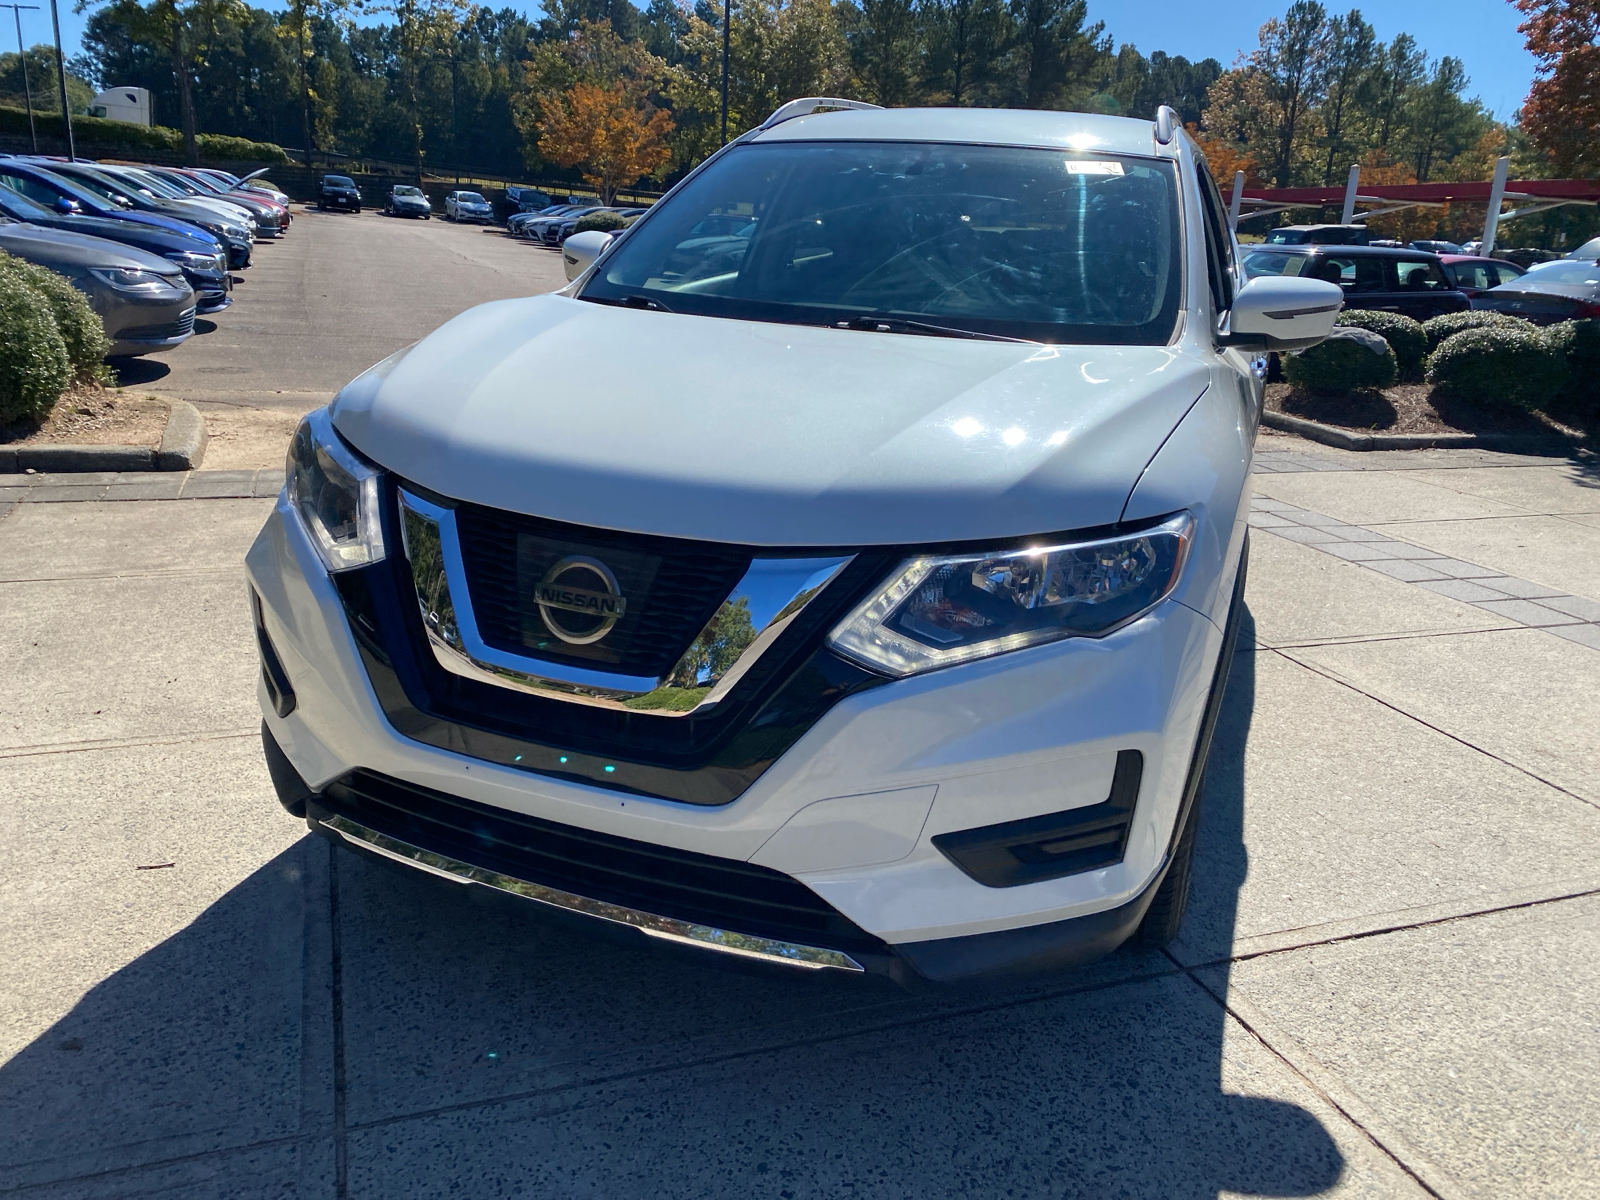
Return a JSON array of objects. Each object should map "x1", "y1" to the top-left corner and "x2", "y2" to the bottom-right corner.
[{"x1": 1067, "y1": 161, "x2": 1125, "y2": 175}]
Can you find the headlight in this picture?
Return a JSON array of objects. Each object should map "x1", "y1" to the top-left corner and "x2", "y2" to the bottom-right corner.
[
  {"x1": 165, "y1": 250, "x2": 225, "y2": 273},
  {"x1": 827, "y1": 512, "x2": 1194, "y2": 677},
  {"x1": 286, "y1": 408, "x2": 386, "y2": 573},
  {"x1": 88, "y1": 267, "x2": 184, "y2": 293}
]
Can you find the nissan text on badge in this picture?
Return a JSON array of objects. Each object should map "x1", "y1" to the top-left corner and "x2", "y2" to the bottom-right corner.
[{"x1": 248, "y1": 99, "x2": 1341, "y2": 985}]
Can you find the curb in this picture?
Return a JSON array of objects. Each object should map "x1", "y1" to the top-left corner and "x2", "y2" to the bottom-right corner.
[
  {"x1": 1261, "y1": 409, "x2": 1578, "y2": 453},
  {"x1": 0, "y1": 400, "x2": 208, "y2": 473}
]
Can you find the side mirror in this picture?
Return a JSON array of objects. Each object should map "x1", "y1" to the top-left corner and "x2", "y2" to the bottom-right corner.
[
  {"x1": 562, "y1": 229, "x2": 615, "y2": 282},
  {"x1": 1220, "y1": 276, "x2": 1344, "y2": 352},
  {"x1": 54, "y1": 197, "x2": 81, "y2": 215}
]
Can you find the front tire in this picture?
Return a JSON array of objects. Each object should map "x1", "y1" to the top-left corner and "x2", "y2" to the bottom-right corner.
[{"x1": 1136, "y1": 532, "x2": 1249, "y2": 948}]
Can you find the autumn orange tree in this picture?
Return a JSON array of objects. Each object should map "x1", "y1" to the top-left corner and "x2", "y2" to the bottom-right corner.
[
  {"x1": 1516, "y1": 0, "x2": 1600, "y2": 175},
  {"x1": 537, "y1": 82, "x2": 674, "y2": 204}
]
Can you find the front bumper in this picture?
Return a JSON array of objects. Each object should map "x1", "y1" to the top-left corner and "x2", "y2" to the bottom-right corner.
[{"x1": 249, "y1": 494, "x2": 1231, "y2": 982}]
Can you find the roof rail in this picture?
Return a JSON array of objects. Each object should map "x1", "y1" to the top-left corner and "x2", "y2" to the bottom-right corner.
[
  {"x1": 1154, "y1": 105, "x2": 1179, "y2": 145},
  {"x1": 760, "y1": 97, "x2": 883, "y2": 131}
]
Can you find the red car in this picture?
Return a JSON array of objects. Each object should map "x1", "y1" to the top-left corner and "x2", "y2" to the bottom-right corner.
[{"x1": 1439, "y1": 254, "x2": 1526, "y2": 299}]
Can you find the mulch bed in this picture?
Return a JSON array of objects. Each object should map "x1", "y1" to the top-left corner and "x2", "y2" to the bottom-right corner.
[
  {"x1": 1265, "y1": 382, "x2": 1591, "y2": 441},
  {"x1": 0, "y1": 388, "x2": 168, "y2": 447}
]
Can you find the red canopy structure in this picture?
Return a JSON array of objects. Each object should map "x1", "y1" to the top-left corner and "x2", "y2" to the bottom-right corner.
[{"x1": 1225, "y1": 159, "x2": 1600, "y2": 252}]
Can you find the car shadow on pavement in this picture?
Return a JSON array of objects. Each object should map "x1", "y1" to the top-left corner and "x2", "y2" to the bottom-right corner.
[
  {"x1": 0, "y1": 612, "x2": 1348, "y2": 1197},
  {"x1": 106, "y1": 357, "x2": 172, "y2": 387}
]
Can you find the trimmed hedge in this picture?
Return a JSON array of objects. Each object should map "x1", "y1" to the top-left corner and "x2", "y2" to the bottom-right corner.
[
  {"x1": 1284, "y1": 328, "x2": 1398, "y2": 394},
  {"x1": 0, "y1": 255, "x2": 109, "y2": 381},
  {"x1": 0, "y1": 104, "x2": 289, "y2": 164},
  {"x1": 1337, "y1": 310, "x2": 1427, "y2": 379},
  {"x1": 0, "y1": 256, "x2": 72, "y2": 425},
  {"x1": 1420, "y1": 309, "x2": 1531, "y2": 351},
  {"x1": 1425, "y1": 325, "x2": 1567, "y2": 410},
  {"x1": 573, "y1": 211, "x2": 628, "y2": 235},
  {"x1": 1545, "y1": 319, "x2": 1600, "y2": 405}
]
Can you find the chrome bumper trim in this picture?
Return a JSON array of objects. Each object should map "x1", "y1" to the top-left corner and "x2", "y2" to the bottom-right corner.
[{"x1": 318, "y1": 813, "x2": 865, "y2": 973}]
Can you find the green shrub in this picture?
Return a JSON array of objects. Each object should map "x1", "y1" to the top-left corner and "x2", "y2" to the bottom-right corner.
[
  {"x1": 1544, "y1": 319, "x2": 1600, "y2": 406},
  {"x1": 1425, "y1": 325, "x2": 1567, "y2": 410},
  {"x1": 0, "y1": 105, "x2": 288, "y2": 165},
  {"x1": 572, "y1": 210, "x2": 628, "y2": 235},
  {"x1": 1337, "y1": 309, "x2": 1427, "y2": 379},
  {"x1": 1420, "y1": 309, "x2": 1531, "y2": 351},
  {"x1": 0, "y1": 256, "x2": 110, "y2": 382},
  {"x1": 0, "y1": 254, "x2": 73, "y2": 426},
  {"x1": 1284, "y1": 328, "x2": 1398, "y2": 394}
]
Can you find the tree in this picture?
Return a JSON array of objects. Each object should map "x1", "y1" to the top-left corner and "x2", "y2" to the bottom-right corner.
[
  {"x1": 537, "y1": 80, "x2": 673, "y2": 201},
  {"x1": 1004, "y1": 0, "x2": 1102, "y2": 111},
  {"x1": 921, "y1": 0, "x2": 1005, "y2": 106},
  {"x1": 1362, "y1": 31, "x2": 1424, "y2": 151},
  {"x1": 1254, "y1": 1, "x2": 1328, "y2": 186},
  {"x1": 359, "y1": 0, "x2": 473, "y2": 179},
  {"x1": 1316, "y1": 9, "x2": 1375, "y2": 183},
  {"x1": 1516, "y1": 0, "x2": 1600, "y2": 175},
  {"x1": 842, "y1": 0, "x2": 920, "y2": 106}
]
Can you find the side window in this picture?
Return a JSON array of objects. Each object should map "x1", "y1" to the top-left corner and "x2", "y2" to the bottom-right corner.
[
  {"x1": 1394, "y1": 260, "x2": 1449, "y2": 291},
  {"x1": 2, "y1": 174, "x2": 55, "y2": 206},
  {"x1": 1194, "y1": 161, "x2": 1235, "y2": 314},
  {"x1": 1492, "y1": 264, "x2": 1522, "y2": 287}
]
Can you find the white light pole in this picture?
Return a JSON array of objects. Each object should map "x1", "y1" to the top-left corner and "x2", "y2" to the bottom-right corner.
[
  {"x1": 1482, "y1": 156, "x2": 1510, "y2": 256},
  {"x1": 1340, "y1": 163, "x2": 1360, "y2": 225}
]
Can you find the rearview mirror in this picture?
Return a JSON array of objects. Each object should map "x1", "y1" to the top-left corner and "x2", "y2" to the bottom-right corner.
[
  {"x1": 1220, "y1": 276, "x2": 1344, "y2": 352},
  {"x1": 562, "y1": 229, "x2": 615, "y2": 282}
]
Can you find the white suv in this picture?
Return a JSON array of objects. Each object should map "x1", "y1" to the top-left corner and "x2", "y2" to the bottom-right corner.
[{"x1": 249, "y1": 100, "x2": 1339, "y2": 985}]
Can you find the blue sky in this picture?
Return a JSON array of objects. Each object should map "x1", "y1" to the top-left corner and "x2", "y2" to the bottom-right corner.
[{"x1": 32, "y1": 0, "x2": 1537, "y2": 121}]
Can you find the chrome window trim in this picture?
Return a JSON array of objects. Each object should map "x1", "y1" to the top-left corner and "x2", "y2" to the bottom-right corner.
[
  {"x1": 397, "y1": 487, "x2": 853, "y2": 717},
  {"x1": 318, "y1": 813, "x2": 864, "y2": 972}
]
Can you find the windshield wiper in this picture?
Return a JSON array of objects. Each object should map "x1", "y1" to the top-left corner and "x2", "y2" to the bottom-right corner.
[
  {"x1": 581, "y1": 293, "x2": 673, "y2": 313},
  {"x1": 829, "y1": 315, "x2": 1036, "y2": 344}
]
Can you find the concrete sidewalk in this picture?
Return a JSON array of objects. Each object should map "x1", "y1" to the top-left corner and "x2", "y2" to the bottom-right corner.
[{"x1": 0, "y1": 439, "x2": 1596, "y2": 1198}]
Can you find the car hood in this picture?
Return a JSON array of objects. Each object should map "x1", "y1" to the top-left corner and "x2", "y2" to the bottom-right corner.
[
  {"x1": 0, "y1": 221, "x2": 180, "y2": 273},
  {"x1": 332, "y1": 295, "x2": 1210, "y2": 546}
]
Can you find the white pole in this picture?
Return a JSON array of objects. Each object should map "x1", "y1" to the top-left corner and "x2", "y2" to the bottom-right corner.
[
  {"x1": 1340, "y1": 163, "x2": 1360, "y2": 225},
  {"x1": 1229, "y1": 171, "x2": 1244, "y2": 232},
  {"x1": 1482, "y1": 156, "x2": 1510, "y2": 255}
]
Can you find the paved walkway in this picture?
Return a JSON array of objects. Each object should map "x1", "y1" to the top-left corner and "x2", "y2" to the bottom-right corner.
[{"x1": 0, "y1": 437, "x2": 1596, "y2": 1198}]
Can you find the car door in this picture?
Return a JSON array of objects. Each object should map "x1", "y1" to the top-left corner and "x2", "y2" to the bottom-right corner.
[
  {"x1": 1306, "y1": 253, "x2": 1391, "y2": 312},
  {"x1": 1195, "y1": 161, "x2": 1262, "y2": 422},
  {"x1": 1387, "y1": 258, "x2": 1468, "y2": 319},
  {"x1": 1447, "y1": 260, "x2": 1496, "y2": 299}
]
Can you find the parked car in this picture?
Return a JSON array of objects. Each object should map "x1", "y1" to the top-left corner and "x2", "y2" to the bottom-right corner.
[
  {"x1": 0, "y1": 183, "x2": 231, "y2": 313},
  {"x1": 1264, "y1": 224, "x2": 1370, "y2": 246},
  {"x1": 0, "y1": 217, "x2": 197, "y2": 356},
  {"x1": 1242, "y1": 244, "x2": 1470, "y2": 321},
  {"x1": 0, "y1": 159, "x2": 250, "y2": 268},
  {"x1": 1568, "y1": 237, "x2": 1600, "y2": 261},
  {"x1": 1438, "y1": 254, "x2": 1525, "y2": 299},
  {"x1": 168, "y1": 167, "x2": 291, "y2": 235},
  {"x1": 1409, "y1": 239, "x2": 1464, "y2": 255},
  {"x1": 545, "y1": 207, "x2": 626, "y2": 245},
  {"x1": 317, "y1": 175, "x2": 362, "y2": 213},
  {"x1": 197, "y1": 167, "x2": 291, "y2": 208},
  {"x1": 1471, "y1": 259, "x2": 1600, "y2": 323},
  {"x1": 530, "y1": 205, "x2": 604, "y2": 245},
  {"x1": 497, "y1": 186, "x2": 553, "y2": 223},
  {"x1": 1495, "y1": 247, "x2": 1562, "y2": 269},
  {"x1": 444, "y1": 190, "x2": 493, "y2": 223},
  {"x1": 508, "y1": 204, "x2": 583, "y2": 237},
  {"x1": 96, "y1": 164, "x2": 260, "y2": 236},
  {"x1": 251, "y1": 102, "x2": 1342, "y2": 986},
  {"x1": 142, "y1": 165, "x2": 286, "y2": 238},
  {"x1": 383, "y1": 185, "x2": 432, "y2": 218}
]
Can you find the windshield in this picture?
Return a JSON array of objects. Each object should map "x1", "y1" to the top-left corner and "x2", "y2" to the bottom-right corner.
[
  {"x1": 458, "y1": 192, "x2": 486, "y2": 204},
  {"x1": 582, "y1": 141, "x2": 1182, "y2": 344},
  {"x1": 119, "y1": 169, "x2": 185, "y2": 199},
  {"x1": 326, "y1": 176, "x2": 355, "y2": 188},
  {"x1": 393, "y1": 186, "x2": 422, "y2": 197}
]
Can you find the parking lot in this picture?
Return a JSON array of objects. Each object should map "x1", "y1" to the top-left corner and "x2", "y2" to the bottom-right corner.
[
  {"x1": 121, "y1": 206, "x2": 568, "y2": 468},
  {"x1": 2, "y1": 204, "x2": 1599, "y2": 1198}
]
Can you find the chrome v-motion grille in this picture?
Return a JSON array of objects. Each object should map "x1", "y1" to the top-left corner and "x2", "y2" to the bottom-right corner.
[{"x1": 396, "y1": 488, "x2": 853, "y2": 717}]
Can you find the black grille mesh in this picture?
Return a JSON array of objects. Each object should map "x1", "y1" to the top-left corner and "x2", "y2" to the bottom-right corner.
[
  {"x1": 454, "y1": 502, "x2": 753, "y2": 677},
  {"x1": 120, "y1": 306, "x2": 196, "y2": 341}
]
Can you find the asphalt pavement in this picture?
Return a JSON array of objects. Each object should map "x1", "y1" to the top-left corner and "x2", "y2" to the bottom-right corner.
[{"x1": 1, "y1": 226, "x2": 1598, "y2": 1197}]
